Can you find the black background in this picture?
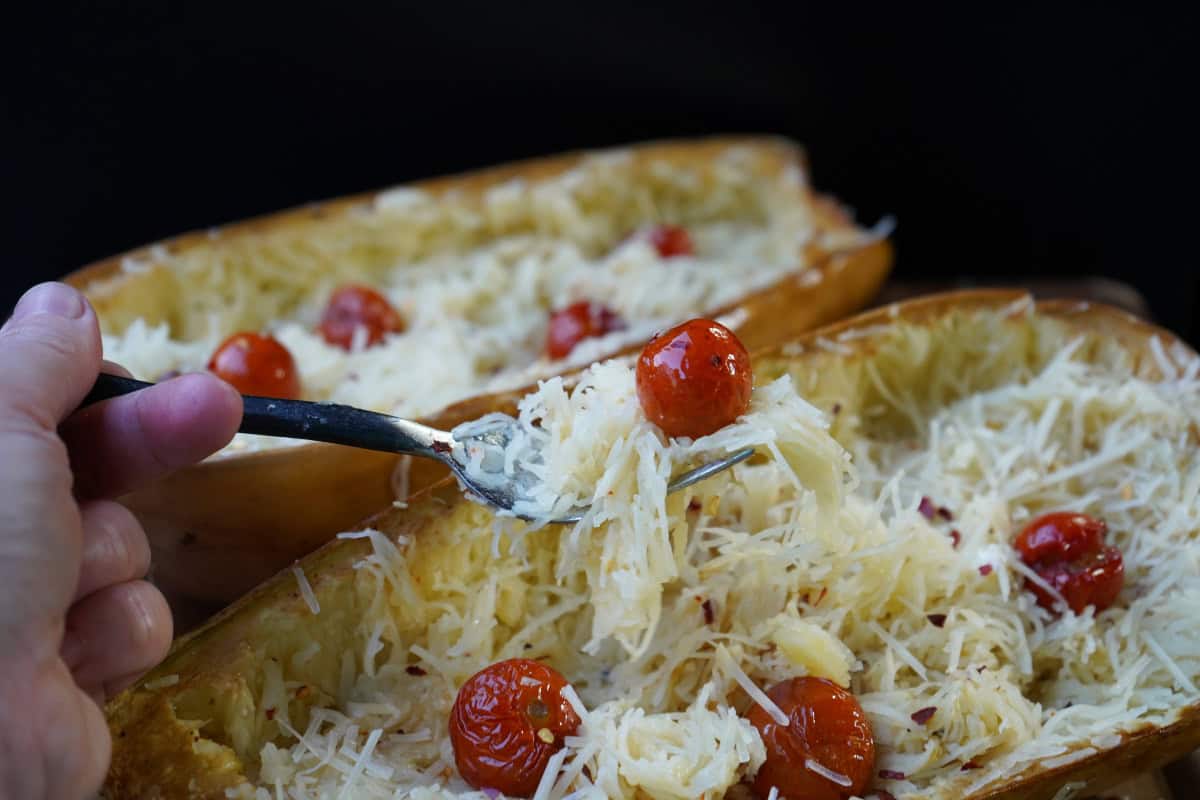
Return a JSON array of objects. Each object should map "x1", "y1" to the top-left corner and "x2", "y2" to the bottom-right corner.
[{"x1": 3, "y1": 2, "x2": 1197, "y2": 341}]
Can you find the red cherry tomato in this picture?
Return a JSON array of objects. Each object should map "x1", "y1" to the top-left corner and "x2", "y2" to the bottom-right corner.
[
  {"x1": 746, "y1": 677, "x2": 876, "y2": 800},
  {"x1": 207, "y1": 332, "x2": 301, "y2": 398},
  {"x1": 545, "y1": 301, "x2": 624, "y2": 360},
  {"x1": 449, "y1": 658, "x2": 582, "y2": 797},
  {"x1": 1015, "y1": 512, "x2": 1124, "y2": 614},
  {"x1": 1015, "y1": 512, "x2": 1106, "y2": 564},
  {"x1": 636, "y1": 318, "x2": 752, "y2": 439},
  {"x1": 647, "y1": 224, "x2": 694, "y2": 258},
  {"x1": 318, "y1": 284, "x2": 405, "y2": 350}
]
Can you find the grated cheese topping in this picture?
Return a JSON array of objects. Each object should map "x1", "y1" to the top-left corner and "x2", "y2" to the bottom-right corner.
[
  {"x1": 292, "y1": 564, "x2": 321, "y2": 616},
  {"x1": 99, "y1": 148, "x2": 843, "y2": 456},
  {"x1": 233, "y1": 317, "x2": 1199, "y2": 800}
]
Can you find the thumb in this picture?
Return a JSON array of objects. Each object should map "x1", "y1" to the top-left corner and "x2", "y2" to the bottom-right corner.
[{"x1": 0, "y1": 283, "x2": 102, "y2": 432}]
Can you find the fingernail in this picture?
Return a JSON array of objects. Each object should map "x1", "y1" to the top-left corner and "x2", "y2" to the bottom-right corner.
[{"x1": 12, "y1": 282, "x2": 85, "y2": 321}]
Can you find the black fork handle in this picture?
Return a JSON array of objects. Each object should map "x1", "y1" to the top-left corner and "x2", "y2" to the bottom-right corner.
[{"x1": 82, "y1": 373, "x2": 447, "y2": 456}]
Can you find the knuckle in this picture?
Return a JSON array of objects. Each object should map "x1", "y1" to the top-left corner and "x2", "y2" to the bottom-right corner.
[
  {"x1": 0, "y1": 424, "x2": 71, "y2": 485},
  {"x1": 0, "y1": 392, "x2": 64, "y2": 434},
  {"x1": 0, "y1": 313, "x2": 84, "y2": 362},
  {"x1": 91, "y1": 502, "x2": 149, "y2": 578},
  {"x1": 0, "y1": 315, "x2": 98, "y2": 429}
]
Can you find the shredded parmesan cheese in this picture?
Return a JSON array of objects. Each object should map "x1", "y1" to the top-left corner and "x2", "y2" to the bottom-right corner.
[
  {"x1": 231, "y1": 311, "x2": 1200, "y2": 800},
  {"x1": 804, "y1": 758, "x2": 852, "y2": 787},
  {"x1": 142, "y1": 673, "x2": 180, "y2": 690},
  {"x1": 292, "y1": 564, "x2": 320, "y2": 615},
  {"x1": 100, "y1": 148, "x2": 846, "y2": 457}
]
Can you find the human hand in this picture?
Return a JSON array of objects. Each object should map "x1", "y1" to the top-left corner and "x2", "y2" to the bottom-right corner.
[{"x1": 0, "y1": 283, "x2": 242, "y2": 799}]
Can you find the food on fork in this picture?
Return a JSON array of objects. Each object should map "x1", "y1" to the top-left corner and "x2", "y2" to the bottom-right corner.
[{"x1": 635, "y1": 318, "x2": 753, "y2": 440}]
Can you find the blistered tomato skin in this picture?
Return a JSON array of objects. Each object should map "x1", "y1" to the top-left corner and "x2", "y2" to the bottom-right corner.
[
  {"x1": 1015, "y1": 511, "x2": 1124, "y2": 614},
  {"x1": 746, "y1": 677, "x2": 875, "y2": 800},
  {"x1": 636, "y1": 319, "x2": 752, "y2": 439},
  {"x1": 449, "y1": 658, "x2": 582, "y2": 798},
  {"x1": 1033, "y1": 546, "x2": 1124, "y2": 614},
  {"x1": 648, "y1": 224, "x2": 694, "y2": 258},
  {"x1": 545, "y1": 301, "x2": 624, "y2": 360},
  {"x1": 1016, "y1": 512, "x2": 1106, "y2": 565},
  {"x1": 318, "y1": 284, "x2": 405, "y2": 350},
  {"x1": 207, "y1": 332, "x2": 301, "y2": 399}
]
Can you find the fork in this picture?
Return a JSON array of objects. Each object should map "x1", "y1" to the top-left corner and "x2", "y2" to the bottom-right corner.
[{"x1": 82, "y1": 373, "x2": 754, "y2": 524}]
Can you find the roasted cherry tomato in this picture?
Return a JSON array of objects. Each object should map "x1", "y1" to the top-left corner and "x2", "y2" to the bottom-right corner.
[
  {"x1": 1015, "y1": 511, "x2": 1124, "y2": 614},
  {"x1": 636, "y1": 318, "x2": 752, "y2": 439},
  {"x1": 545, "y1": 301, "x2": 624, "y2": 360},
  {"x1": 207, "y1": 332, "x2": 301, "y2": 398},
  {"x1": 449, "y1": 658, "x2": 582, "y2": 797},
  {"x1": 318, "y1": 284, "x2": 405, "y2": 350},
  {"x1": 746, "y1": 677, "x2": 875, "y2": 800},
  {"x1": 647, "y1": 224, "x2": 694, "y2": 258}
]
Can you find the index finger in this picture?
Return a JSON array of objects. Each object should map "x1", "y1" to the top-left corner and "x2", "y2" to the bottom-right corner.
[{"x1": 60, "y1": 372, "x2": 242, "y2": 500}]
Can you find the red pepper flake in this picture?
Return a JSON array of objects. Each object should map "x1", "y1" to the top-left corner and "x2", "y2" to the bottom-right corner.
[
  {"x1": 405, "y1": 665, "x2": 427, "y2": 676},
  {"x1": 701, "y1": 599, "x2": 715, "y2": 625},
  {"x1": 910, "y1": 706, "x2": 937, "y2": 725},
  {"x1": 918, "y1": 496, "x2": 937, "y2": 520},
  {"x1": 961, "y1": 760, "x2": 982, "y2": 771},
  {"x1": 875, "y1": 792, "x2": 897, "y2": 800},
  {"x1": 949, "y1": 529, "x2": 962, "y2": 548},
  {"x1": 264, "y1": 707, "x2": 276, "y2": 720},
  {"x1": 927, "y1": 613, "x2": 947, "y2": 628},
  {"x1": 294, "y1": 685, "x2": 311, "y2": 699},
  {"x1": 878, "y1": 769, "x2": 907, "y2": 780},
  {"x1": 979, "y1": 564, "x2": 994, "y2": 576},
  {"x1": 688, "y1": 498, "x2": 701, "y2": 511},
  {"x1": 937, "y1": 506, "x2": 954, "y2": 521}
]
